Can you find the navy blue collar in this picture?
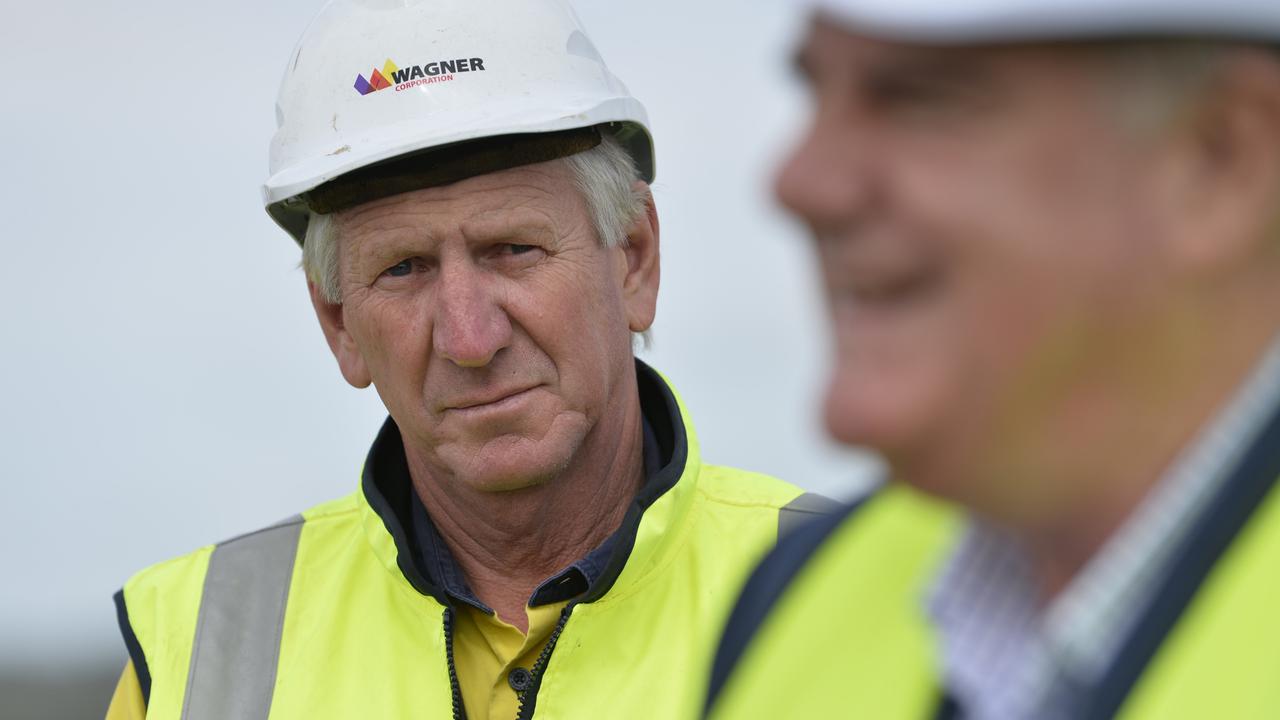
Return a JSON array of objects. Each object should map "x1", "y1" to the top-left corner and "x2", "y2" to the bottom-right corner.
[{"x1": 1078, "y1": 395, "x2": 1280, "y2": 718}]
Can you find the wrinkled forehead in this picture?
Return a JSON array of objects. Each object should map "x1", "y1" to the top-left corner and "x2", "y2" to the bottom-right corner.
[
  {"x1": 790, "y1": 17, "x2": 1113, "y2": 105},
  {"x1": 334, "y1": 160, "x2": 585, "y2": 243},
  {"x1": 788, "y1": 12, "x2": 1259, "y2": 118},
  {"x1": 798, "y1": 0, "x2": 1280, "y2": 45}
]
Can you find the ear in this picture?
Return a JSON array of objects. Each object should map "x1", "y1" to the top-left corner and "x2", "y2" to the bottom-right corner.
[
  {"x1": 619, "y1": 183, "x2": 661, "y2": 333},
  {"x1": 1161, "y1": 50, "x2": 1280, "y2": 274},
  {"x1": 308, "y1": 280, "x2": 372, "y2": 389}
]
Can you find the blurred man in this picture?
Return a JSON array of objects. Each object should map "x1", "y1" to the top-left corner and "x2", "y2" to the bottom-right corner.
[
  {"x1": 707, "y1": 1, "x2": 1280, "y2": 718},
  {"x1": 106, "y1": 2, "x2": 822, "y2": 718}
]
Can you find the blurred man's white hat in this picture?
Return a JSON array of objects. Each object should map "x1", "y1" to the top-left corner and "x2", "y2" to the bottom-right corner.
[{"x1": 805, "y1": 0, "x2": 1280, "y2": 43}]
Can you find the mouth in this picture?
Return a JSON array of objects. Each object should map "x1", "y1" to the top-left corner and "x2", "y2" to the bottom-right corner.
[
  {"x1": 838, "y1": 261, "x2": 945, "y2": 309},
  {"x1": 814, "y1": 229, "x2": 945, "y2": 310},
  {"x1": 444, "y1": 385, "x2": 540, "y2": 414}
]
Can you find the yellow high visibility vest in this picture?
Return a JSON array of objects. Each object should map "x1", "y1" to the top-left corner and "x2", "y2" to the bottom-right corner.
[
  {"x1": 708, "y1": 408, "x2": 1280, "y2": 720},
  {"x1": 117, "y1": 366, "x2": 822, "y2": 719}
]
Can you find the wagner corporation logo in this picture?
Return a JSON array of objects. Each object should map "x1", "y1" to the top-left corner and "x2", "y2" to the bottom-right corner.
[
  {"x1": 353, "y1": 60, "x2": 395, "y2": 95},
  {"x1": 354, "y1": 57, "x2": 487, "y2": 96}
]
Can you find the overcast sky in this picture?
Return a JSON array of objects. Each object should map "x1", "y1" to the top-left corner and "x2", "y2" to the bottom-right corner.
[{"x1": 0, "y1": 0, "x2": 879, "y2": 667}]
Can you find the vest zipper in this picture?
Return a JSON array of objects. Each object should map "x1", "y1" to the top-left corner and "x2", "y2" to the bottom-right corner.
[
  {"x1": 514, "y1": 603, "x2": 575, "y2": 720},
  {"x1": 443, "y1": 606, "x2": 468, "y2": 720}
]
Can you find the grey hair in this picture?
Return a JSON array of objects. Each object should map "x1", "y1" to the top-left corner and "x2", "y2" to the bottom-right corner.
[
  {"x1": 1095, "y1": 41, "x2": 1280, "y2": 238},
  {"x1": 303, "y1": 134, "x2": 647, "y2": 306},
  {"x1": 1091, "y1": 40, "x2": 1233, "y2": 134}
]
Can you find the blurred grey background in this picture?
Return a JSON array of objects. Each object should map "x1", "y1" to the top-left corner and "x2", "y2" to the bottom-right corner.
[{"x1": 0, "y1": 1, "x2": 878, "y2": 716}]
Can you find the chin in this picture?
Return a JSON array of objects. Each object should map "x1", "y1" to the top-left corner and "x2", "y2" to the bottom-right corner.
[
  {"x1": 882, "y1": 447, "x2": 968, "y2": 501},
  {"x1": 823, "y1": 375, "x2": 976, "y2": 499},
  {"x1": 823, "y1": 372, "x2": 931, "y2": 450},
  {"x1": 463, "y1": 473, "x2": 549, "y2": 494},
  {"x1": 452, "y1": 438, "x2": 574, "y2": 494}
]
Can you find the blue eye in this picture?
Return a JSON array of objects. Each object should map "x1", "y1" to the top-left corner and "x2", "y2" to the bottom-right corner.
[
  {"x1": 385, "y1": 260, "x2": 413, "y2": 277},
  {"x1": 507, "y1": 244, "x2": 536, "y2": 255}
]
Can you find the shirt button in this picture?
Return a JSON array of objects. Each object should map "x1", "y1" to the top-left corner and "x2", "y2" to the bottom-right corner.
[{"x1": 508, "y1": 667, "x2": 533, "y2": 693}]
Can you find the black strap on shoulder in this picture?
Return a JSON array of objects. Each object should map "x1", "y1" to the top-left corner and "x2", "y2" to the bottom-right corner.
[
  {"x1": 114, "y1": 589, "x2": 152, "y2": 706},
  {"x1": 1083, "y1": 398, "x2": 1280, "y2": 719},
  {"x1": 933, "y1": 692, "x2": 962, "y2": 720},
  {"x1": 777, "y1": 492, "x2": 846, "y2": 538},
  {"x1": 704, "y1": 492, "x2": 874, "y2": 715}
]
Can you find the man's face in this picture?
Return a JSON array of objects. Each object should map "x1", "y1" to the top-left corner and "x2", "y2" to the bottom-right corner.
[
  {"x1": 779, "y1": 20, "x2": 1193, "y2": 503},
  {"x1": 319, "y1": 161, "x2": 655, "y2": 493}
]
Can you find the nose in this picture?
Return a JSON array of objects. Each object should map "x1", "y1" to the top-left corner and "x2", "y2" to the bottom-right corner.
[
  {"x1": 432, "y1": 261, "x2": 512, "y2": 367},
  {"x1": 774, "y1": 114, "x2": 875, "y2": 235}
]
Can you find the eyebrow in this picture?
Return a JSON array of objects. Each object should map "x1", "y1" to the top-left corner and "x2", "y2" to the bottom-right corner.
[
  {"x1": 458, "y1": 211, "x2": 559, "y2": 245},
  {"x1": 868, "y1": 53, "x2": 997, "y2": 95},
  {"x1": 347, "y1": 232, "x2": 432, "y2": 276}
]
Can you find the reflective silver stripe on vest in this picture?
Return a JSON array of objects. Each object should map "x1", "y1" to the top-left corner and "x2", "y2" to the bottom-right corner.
[
  {"x1": 181, "y1": 515, "x2": 305, "y2": 720},
  {"x1": 777, "y1": 492, "x2": 843, "y2": 538}
]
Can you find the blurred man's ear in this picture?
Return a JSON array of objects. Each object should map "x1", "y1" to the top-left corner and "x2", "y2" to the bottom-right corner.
[
  {"x1": 308, "y1": 281, "x2": 372, "y2": 389},
  {"x1": 1162, "y1": 48, "x2": 1280, "y2": 273}
]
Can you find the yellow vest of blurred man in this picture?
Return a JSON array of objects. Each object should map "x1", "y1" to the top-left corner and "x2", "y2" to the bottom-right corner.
[{"x1": 707, "y1": 408, "x2": 1280, "y2": 720}]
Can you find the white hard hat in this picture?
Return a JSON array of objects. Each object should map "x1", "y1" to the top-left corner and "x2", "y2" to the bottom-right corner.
[
  {"x1": 263, "y1": 0, "x2": 654, "y2": 244},
  {"x1": 805, "y1": 0, "x2": 1280, "y2": 44}
]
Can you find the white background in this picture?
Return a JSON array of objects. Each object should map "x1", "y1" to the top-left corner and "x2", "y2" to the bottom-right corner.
[{"x1": 0, "y1": 0, "x2": 879, "y2": 672}]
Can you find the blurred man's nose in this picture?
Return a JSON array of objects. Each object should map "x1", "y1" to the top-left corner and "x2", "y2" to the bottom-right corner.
[
  {"x1": 432, "y1": 262, "x2": 513, "y2": 368},
  {"x1": 774, "y1": 115, "x2": 875, "y2": 234}
]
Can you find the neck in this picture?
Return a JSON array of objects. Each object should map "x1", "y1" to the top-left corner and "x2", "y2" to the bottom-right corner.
[
  {"x1": 988, "y1": 285, "x2": 1280, "y2": 602},
  {"x1": 406, "y1": 402, "x2": 646, "y2": 632}
]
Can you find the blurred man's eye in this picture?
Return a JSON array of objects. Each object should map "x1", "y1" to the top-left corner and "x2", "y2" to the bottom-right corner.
[
  {"x1": 863, "y1": 59, "x2": 995, "y2": 120},
  {"x1": 868, "y1": 74, "x2": 971, "y2": 115}
]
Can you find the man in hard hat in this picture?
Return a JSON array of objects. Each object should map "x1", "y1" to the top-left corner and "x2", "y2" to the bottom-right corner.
[
  {"x1": 706, "y1": 1, "x2": 1280, "y2": 718},
  {"x1": 105, "y1": 2, "x2": 824, "y2": 719}
]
